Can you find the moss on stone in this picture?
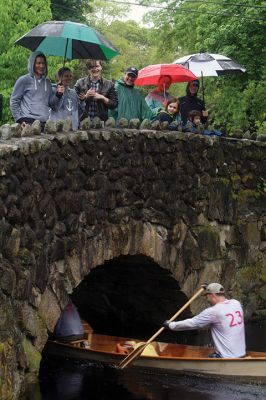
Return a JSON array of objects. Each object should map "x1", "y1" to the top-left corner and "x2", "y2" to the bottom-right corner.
[
  {"x1": 231, "y1": 174, "x2": 241, "y2": 190},
  {"x1": 22, "y1": 337, "x2": 41, "y2": 374},
  {"x1": 197, "y1": 226, "x2": 221, "y2": 260},
  {"x1": 217, "y1": 177, "x2": 230, "y2": 186},
  {"x1": 232, "y1": 188, "x2": 261, "y2": 204},
  {"x1": 240, "y1": 261, "x2": 266, "y2": 283},
  {"x1": 0, "y1": 341, "x2": 14, "y2": 400},
  {"x1": 231, "y1": 174, "x2": 241, "y2": 182},
  {"x1": 18, "y1": 248, "x2": 32, "y2": 268},
  {"x1": 241, "y1": 173, "x2": 254, "y2": 184},
  {"x1": 235, "y1": 261, "x2": 266, "y2": 319}
]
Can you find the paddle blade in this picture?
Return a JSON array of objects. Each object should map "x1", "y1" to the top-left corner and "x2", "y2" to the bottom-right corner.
[{"x1": 118, "y1": 343, "x2": 147, "y2": 370}]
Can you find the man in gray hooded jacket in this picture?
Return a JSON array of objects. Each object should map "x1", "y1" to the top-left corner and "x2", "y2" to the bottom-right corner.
[{"x1": 10, "y1": 51, "x2": 63, "y2": 130}]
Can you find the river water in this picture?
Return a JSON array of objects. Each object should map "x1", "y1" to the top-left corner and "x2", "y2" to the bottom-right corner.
[{"x1": 22, "y1": 322, "x2": 266, "y2": 400}]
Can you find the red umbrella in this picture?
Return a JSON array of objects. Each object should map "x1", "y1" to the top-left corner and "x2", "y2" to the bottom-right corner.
[{"x1": 134, "y1": 63, "x2": 197, "y2": 86}]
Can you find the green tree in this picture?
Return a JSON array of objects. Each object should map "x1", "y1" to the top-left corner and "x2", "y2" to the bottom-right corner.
[
  {"x1": 50, "y1": 0, "x2": 91, "y2": 22},
  {"x1": 0, "y1": 0, "x2": 52, "y2": 122},
  {"x1": 86, "y1": 0, "x2": 128, "y2": 25}
]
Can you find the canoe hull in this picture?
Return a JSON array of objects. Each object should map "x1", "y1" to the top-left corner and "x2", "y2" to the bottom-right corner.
[{"x1": 44, "y1": 338, "x2": 266, "y2": 382}]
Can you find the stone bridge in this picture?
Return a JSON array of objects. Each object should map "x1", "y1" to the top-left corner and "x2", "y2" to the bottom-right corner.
[{"x1": 0, "y1": 127, "x2": 266, "y2": 398}]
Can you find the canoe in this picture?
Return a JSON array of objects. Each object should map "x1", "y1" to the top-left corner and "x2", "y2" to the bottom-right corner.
[{"x1": 44, "y1": 322, "x2": 266, "y2": 382}]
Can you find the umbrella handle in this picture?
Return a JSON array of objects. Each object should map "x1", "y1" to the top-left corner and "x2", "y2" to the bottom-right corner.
[
  {"x1": 201, "y1": 71, "x2": 205, "y2": 103},
  {"x1": 63, "y1": 38, "x2": 69, "y2": 67}
]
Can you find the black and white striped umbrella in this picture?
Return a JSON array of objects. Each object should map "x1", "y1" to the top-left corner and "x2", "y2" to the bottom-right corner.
[
  {"x1": 173, "y1": 53, "x2": 246, "y2": 101},
  {"x1": 173, "y1": 53, "x2": 246, "y2": 77}
]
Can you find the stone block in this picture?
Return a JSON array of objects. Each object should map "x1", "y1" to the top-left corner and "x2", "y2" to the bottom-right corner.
[
  {"x1": 140, "y1": 119, "x2": 151, "y2": 130},
  {"x1": 30, "y1": 120, "x2": 41, "y2": 135},
  {"x1": 44, "y1": 119, "x2": 57, "y2": 134},
  {"x1": 56, "y1": 119, "x2": 64, "y2": 132},
  {"x1": 80, "y1": 117, "x2": 91, "y2": 130},
  {"x1": 105, "y1": 117, "x2": 116, "y2": 128},
  {"x1": 128, "y1": 118, "x2": 140, "y2": 129},
  {"x1": 63, "y1": 116, "x2": 73, "y2": 132},
  {"x1": 39, "y1": 288, "x2": 61, "y2": 332},
  {"x1": 6, "y1": 228, "x2": 21, "y2": 258},
  {"x1": 92, "y1": 116, "x2": 102, "y2": 128},
  {"x1": 0, "y1": 124, "x2": 12, "y2": 140},
  {"x1": 242, "y1": 221, "x2": 261, "y2": 248},
  {"x1": 10, "y1": 123, "x2": 22, "y2": 138},
  {"x1": 21, "y1": 124, "x2": 32, "y2": 137},
  {"x1": 117, "y1": 118, "x2": 128, "y2": 128},
  {"x1": 151, "y1": 120, "x2": 160, "y2": 130}
]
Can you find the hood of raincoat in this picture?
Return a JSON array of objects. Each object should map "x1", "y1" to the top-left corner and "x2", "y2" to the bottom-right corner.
[
  {"x1": 186, "y1": 79, "x2": 200, "y2": 97},
  {"x1": 27, "y1": 51, "x2": 47, "y2": 77}
]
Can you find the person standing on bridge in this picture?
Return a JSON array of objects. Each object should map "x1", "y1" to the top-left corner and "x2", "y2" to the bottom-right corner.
[
  {"x1": 109, "y1": 67, "x2": 152, "y2": 122},
  {"x1": 145, "y1": 75, "x2": 174, "y2": 118},
  {"x1": 10, "y1": 51, "x2": 63, "y2": 131},
  {"x1": 163, "y1": 283, "x2": 246, "y2": 358},
  {"x1": 179, "y1": 79, "x2": 208, "y2": 126},
  {"x1": 50, "y1": 67, "x2": 83, "y2": 131},
  {"x1": 74, "y1": 59, "x2": 117, "y2": 122}
]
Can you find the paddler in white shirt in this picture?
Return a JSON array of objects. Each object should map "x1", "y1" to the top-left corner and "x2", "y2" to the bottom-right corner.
[{"x1": 163, "y1": 282, "x2": 246, "y2": 358}]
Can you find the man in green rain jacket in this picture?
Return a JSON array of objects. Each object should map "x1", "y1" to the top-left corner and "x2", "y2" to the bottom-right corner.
[{"x1": 109, "y1": 67, "x2": 152, "y2": 122}]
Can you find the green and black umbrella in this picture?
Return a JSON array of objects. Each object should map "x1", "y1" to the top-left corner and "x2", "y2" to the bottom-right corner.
[{"x1": 15, "y1": 20, "x2": 119, "y2": 64}]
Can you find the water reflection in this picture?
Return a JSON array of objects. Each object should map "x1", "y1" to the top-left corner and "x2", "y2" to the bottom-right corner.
[
  {"x1": 36, "y1": 354, "x2": 266, "y2": 400},
  {"x1": 39, "y1": 356, "x2": 145, "y2": 400}
]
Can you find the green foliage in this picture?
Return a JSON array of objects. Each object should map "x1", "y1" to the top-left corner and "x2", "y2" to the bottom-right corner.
[
  {"x1": 0, "y1": 0, "x2": 52, "y2": 123},
  {"x1": 86, "y1": 0, "x2": 128, "y2": 25},
  {"x1": 50, "y1": 0, "x2": 90, "y2": 22}
]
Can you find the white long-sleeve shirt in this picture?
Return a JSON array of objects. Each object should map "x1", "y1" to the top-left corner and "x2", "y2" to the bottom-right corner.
[{"x1": 169, "y1": 299, "x2": 246, "y2": 358}]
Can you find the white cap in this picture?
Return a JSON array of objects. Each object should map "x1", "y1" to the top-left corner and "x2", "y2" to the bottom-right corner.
[{"x1": 205, "y1": 283, "x2": 225, "y2": 294}]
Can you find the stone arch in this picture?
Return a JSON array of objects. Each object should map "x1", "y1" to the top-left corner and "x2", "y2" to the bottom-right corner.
[
  {"x1": 38, "y1": 219, "x2": 227, "y2": 342},
  {"x1": 38, "y1": 220, "x2": 194, "y2": 337},
  {"x1": 70, "y1": 253, "x2": 192, "y2": 340}
]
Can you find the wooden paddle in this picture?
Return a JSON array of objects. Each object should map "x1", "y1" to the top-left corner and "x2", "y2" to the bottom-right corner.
[{"x1": 118, "y1": 286, "x2": 206, "y2": 369}]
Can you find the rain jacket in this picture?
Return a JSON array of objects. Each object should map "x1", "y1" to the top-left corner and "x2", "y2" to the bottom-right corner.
[
  {"x1": 54, "y1": 301, "x2": 84, "y2": 341},
  {"x1": 74, "y1": 75, "x2": 117, "y2": 121},
  {"x1": 154, "y1": 110, "x2": 181, "y2": 129},
  {"x1": 183, "y1": 120, "x2": 223, "y2": 136},
  {"x1": 50, "y1": 85, "x2": 84, "y2": 130},
  {"x1": 10, "y1": 51, "x2": 60, "y2": 123},
  {"x1": 109, "y1": 79, "x2": 152, "y2": 121},
  {"x1": 145, "y1": 90, "x2": 173, "y2": 117},
  {"x1": 179, "y1": 80, "x2": 207, "y2": 125}
]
